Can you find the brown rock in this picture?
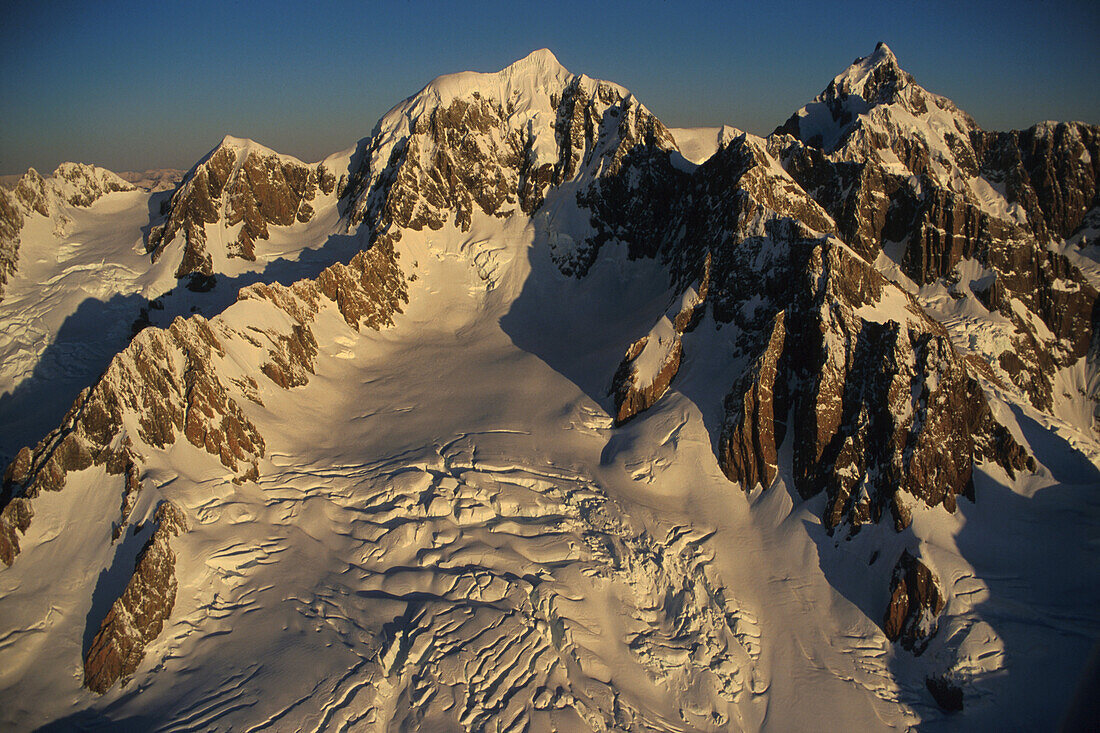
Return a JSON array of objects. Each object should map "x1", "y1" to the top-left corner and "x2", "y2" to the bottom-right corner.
[
  {"x1": 709, "y1": 239, "x2": 1033, "y2": 534},
  {"x1": 719, "y1": 311, "x2": 787, "y2": 490},
  {"x1": 149, "y1": 144, "x2": 325, "y2": 279},
  {"x1": 261, "y1": 324, "x2": 318, "y2": 389},
  {"x1": 84, "y1": 501, "x2": 188, "y2": 694},
  {"x1": 612, "y1": 332, "x2": 683, "y2": 425},
  {"x1": 14, "y1": 169, "x2": 50, "y2": 217},
  {"x1": 313, "y1": 236, "x2": 408, "y2": 331},
  {"x1": 0, "y1": 188, "x2": 25, "y2": 302},
  {"x1": 0, "y1": 315, "x2": 266, "y2": 564},
  {"x1": 883, "y1": 550, "x2": 945, "y2": 654}
]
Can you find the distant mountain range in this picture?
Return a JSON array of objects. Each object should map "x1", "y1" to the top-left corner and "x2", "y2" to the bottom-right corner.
[{"x1": 1, "y1": 168, "x2": 183, "y2": 192}]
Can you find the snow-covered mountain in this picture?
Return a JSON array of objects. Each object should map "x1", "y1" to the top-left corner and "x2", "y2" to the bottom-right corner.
[
  {"x1": 770, "y1": 43, "x2": 1099, "y2": 424},
  {"x1": 116, "y1": 169, "x2": 185, "y2": 192},
  {"x1": 147, "y1": 136, "x2": 349, "y2": 285},
  {"x1": 0, "y1": 47, "x2": 1098, "y2": 731}
]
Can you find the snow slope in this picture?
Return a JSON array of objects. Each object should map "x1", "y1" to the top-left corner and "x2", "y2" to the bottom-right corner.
[{"x1": 668, "y1": 126, "x2": 742, "y2": 164}]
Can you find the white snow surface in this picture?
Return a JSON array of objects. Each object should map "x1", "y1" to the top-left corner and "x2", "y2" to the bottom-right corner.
[
  {"x1": 630, "y1": 316, "x2": 679, "y2": 388},
  {"x1": 668, "y1": 126, "x2": 743, "y2": 164}
]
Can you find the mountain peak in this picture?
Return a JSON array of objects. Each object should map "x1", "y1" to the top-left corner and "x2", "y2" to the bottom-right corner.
[
  {"x1": 410, "y1": 48, "x2": 575, "y2": 109},
  {"x1": 831, "y1": 42, "x2": 909, "y2": 103},
  {"x1": 505, "y1": 48, "x2": 566, "y2": 76},
  {"x1": 772, "y1": 42, "x2": 963, "y2": 151},
  {"x1": 198, "y1": 135, "x2": 307, "y2": 170},
  {"x1": 369, "y1": 48, "x2": 581, "y2": 149},
  {"x1": 871, "y1": 41, "x2": 896, "y2": 64},
  {"x1": 214, "y1": 135, "x2": 278, "y2": 158},
  {"x1": 218, "y1": 133, "x2": 255, "y2": 149}
]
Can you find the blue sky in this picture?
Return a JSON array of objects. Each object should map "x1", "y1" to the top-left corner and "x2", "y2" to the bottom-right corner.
[{"x1": 1, "y1": 0, "x2": 1097, "y2": 174}]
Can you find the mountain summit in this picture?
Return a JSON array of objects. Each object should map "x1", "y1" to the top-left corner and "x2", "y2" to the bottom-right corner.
[
  {"x1": 832, "y1": 41, "x2": 906, "y2": 103},
  {"x1": 775, "y1": 42, "x2": 975, "y2": 153}
]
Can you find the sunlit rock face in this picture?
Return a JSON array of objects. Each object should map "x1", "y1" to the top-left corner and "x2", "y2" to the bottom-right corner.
[
  {"x1": 767, "y1": 44, "x2": 1100, "y2": 413},
  {"x1": 147, "y1": 138, "x2": 337, "y2": 278}
]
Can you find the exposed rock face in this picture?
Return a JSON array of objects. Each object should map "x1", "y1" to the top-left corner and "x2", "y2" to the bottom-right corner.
[
  {"x1": 51, "y1": 162, "x2": 136, "y2": 207},
  {"x1": 147, "y1": 138, "x2": 334, "y2": 278},
  {"x1": 310, "y1": 235, "x2": 407, "y2": 330},
  {"x1": 569, "y1": 89, "x2": 685, "y2": 274},
  {"x1": 1, "y1": 190, "x2": 409, "y2": 566},
  {"x1": 0, "y1": 189, "x2": 23, "y2": 301},
  {"x1": 112, "y1": 451, "x2": 144, "y2": 541},
  {"x1": 568, "y1": 75, "x2": 1035, "y2": 534},
  {"x1": 766, "y1": 45, "x2": 1100, "y2": 413},
  {"x1": 715, "y1": 241, "x2": 1031, "y2": 533},
  {"x1": 335, "y1": 48, "x2": 1048, "y2": 541},
  {"x1": 883, "y1": 550, "x2": 945, "y2": 654},
  {"x1": 612, "y1": 257, "x2": 712, "y2": 425},
  {"x1": 84, "y1": 500, "x2": 189, "y2": 694},
  {"x1": 972, "y1": 122, "x2": 1100, "y2": 244},
  {"x1": 260, "y1": 324, "x2": 318, "y2": 389},
  {"x1": 613, "y1": 325, "x2": 683, "y2": 425},
  {"x1": 719, "y1": 312, "x2": 787, "y2": 490},
  {"x1": 0, "y1": 47, "x2": 1095, "y2": 727},
  {"x1": 0, "y1": 316, "x2": 264, "y2": 565},
  {"x1": 12, "y1": 169, "x2": 52, "y2": 218},
  {"x1": 343, "y1": 51, "x2": 686, "y2": 280}
]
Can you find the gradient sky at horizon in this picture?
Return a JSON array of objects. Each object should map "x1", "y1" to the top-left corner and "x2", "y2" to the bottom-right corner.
[{"x1": 1, "y1": 0, "x2": 1097, "y2": 175}]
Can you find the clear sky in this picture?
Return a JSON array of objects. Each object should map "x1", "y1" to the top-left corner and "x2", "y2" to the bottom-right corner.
[{"x1": 1, "y1": 0, "x2": 1097, "y2": 175}]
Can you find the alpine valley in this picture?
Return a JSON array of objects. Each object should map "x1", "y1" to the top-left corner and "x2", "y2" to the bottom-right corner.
[{"x1": 1, "y1": 45, "x2": 1098, "y2": 731}]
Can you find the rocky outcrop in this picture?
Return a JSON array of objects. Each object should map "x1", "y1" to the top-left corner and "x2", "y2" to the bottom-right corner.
[
  {"x1": 84, "y1": 500, "x2": 188, "y2": 694},
  {"x1": 12, "y1": 169, "x2": 52, "y2": 218},
  {"x1": 612, "y1": 256, "x2": 711, "y2": 424},
  {"x1": 883, "y1": 550, "x2": 945, "y2": 654},
  {"x1": 51, "y1": 162, "x2": 136, "y2": 207},
  {"x1": 716, "y1": 241, "x2": 1032, "y2": 533},
  {"x1": 1, "y1": 210, "x2": 413, "y2": 563},
  {"x1": 612, "y1": 325, "x2": 683, "y2": 425},
  {"x1": 112, "y1": 451, "x2": 144, "y2": 542},
  {"x1": 261, "y1": 324, "x2": 318, "y2": 389},
  {"x1": 0, "y1": 316, "x2": 264, "y2": 565},
  {"x1": 570, "y1": 87, "x2": 685, "y2": 274},
  {"x1": 357, "y1": 98, "x2": 525, "y2": 233},
  {"x1": 147, "y1": 139, "x2": 336, "y2": 278},
  {"x1": 579, "y1": 99, "x2": 1035, "y2": 533},
  {"x1": 343, "y1": 51, "x2": 687, "y2": 279},
  {"x1": 719, "y1": 311, "x2": 788, "y2": 490},
  {"x1": 1, "y1": 117, "x2": 414, "y2": 571},
  {"x1": 311, "y1": 235, "x2": 408, "y2": 330},
  {"x1": 972, "y1": 122, "x2": 1100, "y2": 244},
  {"x1": 562, "y1": 53, "x2": 1039, "y2": 535},
  {"x1": 764, "y1": 46, "x2": 1100, "y2": 415},
  {"x1": 0, "y1": 189, "x2": 23, "y2": 301}
]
